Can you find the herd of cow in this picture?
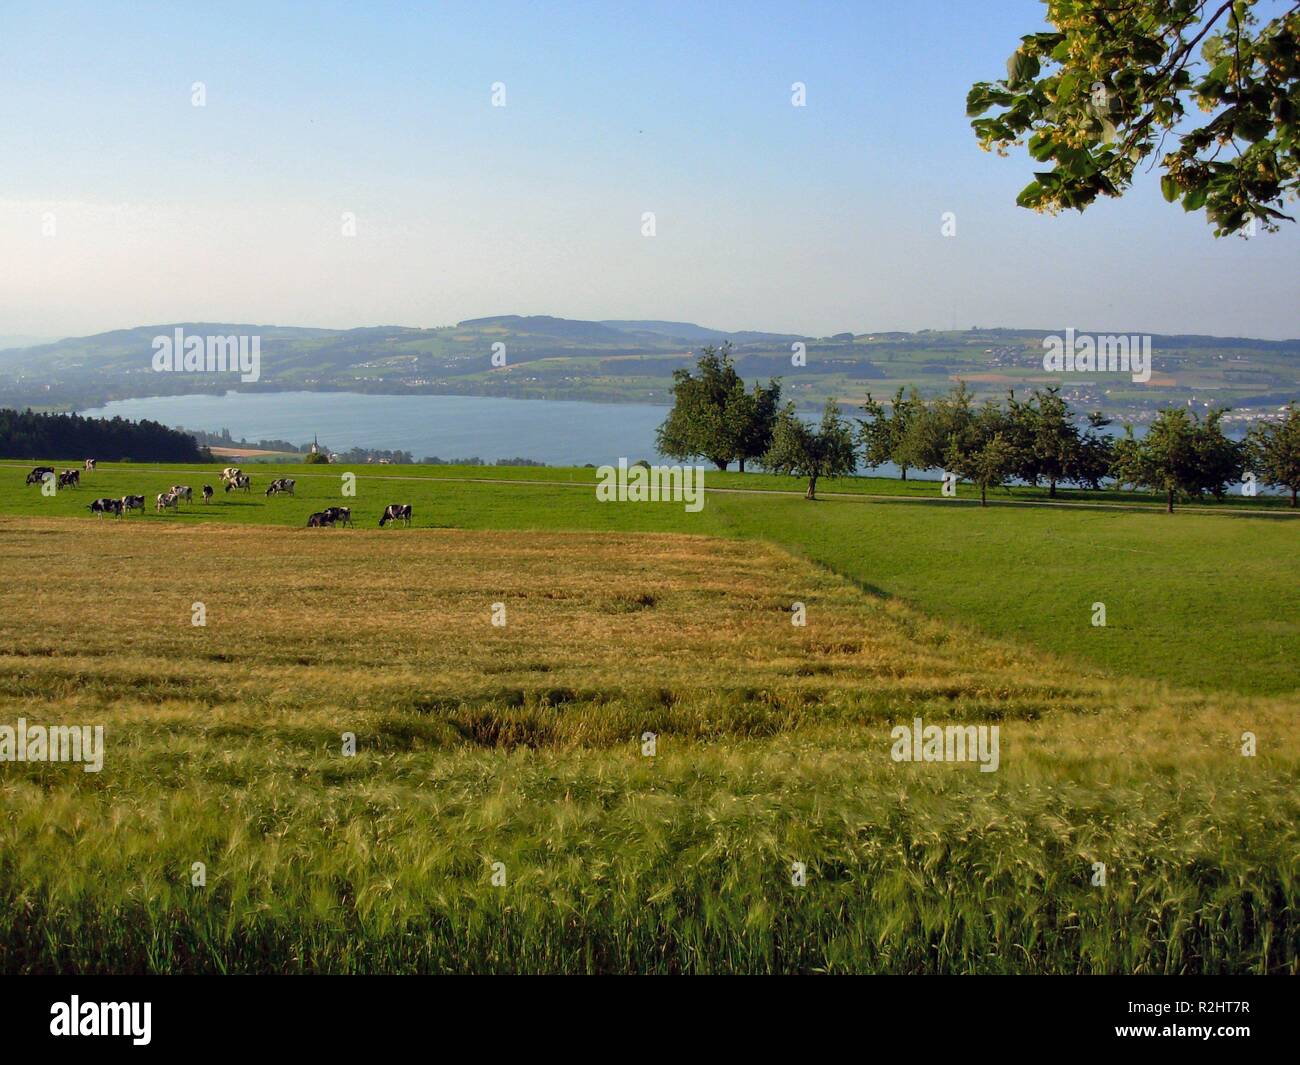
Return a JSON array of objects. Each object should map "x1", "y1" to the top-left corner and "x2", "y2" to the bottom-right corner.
[{"x1": 22, "y1": 463, "x2": 414, "y2": 527}]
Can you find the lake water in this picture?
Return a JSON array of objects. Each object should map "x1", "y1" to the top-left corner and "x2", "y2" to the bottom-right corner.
[
  {"x1": 81, "y1": 391, "x2": 679, "y2": 467},
  {"x1": 81, "y1": 390, "x2": 1242, "y2": 488}
]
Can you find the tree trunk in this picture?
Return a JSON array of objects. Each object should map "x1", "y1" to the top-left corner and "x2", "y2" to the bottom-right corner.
[
  {"x1": 715, "y1": 459, "x2": 728, "y2": 472},
  {"x1": 1049, "y1": 478, "x2": 1057, "y2": 498},
  {"x1": 981, "y1": 483, "x2": 987, "y2": 507},
  {"x1": 1167, "y1": 488, "x2": 1174, "y2": 514},
  {"x1": 805, "y1": 474, "x2": 818, "y2": 500},
  {"x1": 738, "y1": 457, "x2": 745, "y2": 473},
  {"x1": 1292, "y1": 486, "x2": 1297, "y2": 508},
  {"x1": 900, "y1": 467, "x2": 907, "y2": 481}
]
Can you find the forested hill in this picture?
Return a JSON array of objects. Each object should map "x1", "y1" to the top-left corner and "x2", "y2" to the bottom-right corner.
[
  {"x1": 1, "y1": 317, "x2": 1296, "y2": 424},
  {"x1": 0, "y1": 408, "x2": 208, "y2": 463}
]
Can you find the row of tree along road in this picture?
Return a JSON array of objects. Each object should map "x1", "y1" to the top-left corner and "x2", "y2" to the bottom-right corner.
[{"x1": 656, "y1": 345, "x2": 1300, "y2": 511}]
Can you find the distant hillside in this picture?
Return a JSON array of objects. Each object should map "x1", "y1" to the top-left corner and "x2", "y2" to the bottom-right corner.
[
  {"x1": 0, "y1": 317, "x2": 1294, "y2": 422},
  {"x1": 600, "y1": 320, "x2": 804, "y2": 344}
]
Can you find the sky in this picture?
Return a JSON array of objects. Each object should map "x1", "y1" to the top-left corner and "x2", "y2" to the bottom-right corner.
[{"x1": 2, "y1": 0, "x2": 1298, "y2": 341}]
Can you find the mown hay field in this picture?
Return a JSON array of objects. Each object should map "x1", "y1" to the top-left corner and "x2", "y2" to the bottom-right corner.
[
  {"x1": 0, "y1": 518, "x2": 1295, "y2": 973},
  {"x1": 2, "y1": 459, "x2": 1296, "y2": 695}
]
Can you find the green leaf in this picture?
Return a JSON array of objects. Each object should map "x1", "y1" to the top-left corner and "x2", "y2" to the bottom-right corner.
[{"x1": 1160, "y1": 175, "x2": 1179, "y2": 202}]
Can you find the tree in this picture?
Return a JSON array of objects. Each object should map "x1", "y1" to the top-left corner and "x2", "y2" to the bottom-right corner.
[
  {"x1": 1006, "y1": 386, "x2": 1079, "y2": 496},
  {"x1": 968, "y1": 1, "x2": 1300, "y2": 236},
  {"x1": 944, "y1": 402, "x2": 1020, "y2": 506},
  {"x1": 763, "y1": 400, "x2": 858, "y2": 500},
  {"x1": 1190, "y1": 408, "x2": 1244, "y2": 499},
  {"x1": 895, "y1": 383, "x2": 976, "y2": 476},
  {"x1": 657, "y1": 344, "x2": 779, "y2": 471},
  {"x1": 730, "y1": 377, "x2": 783, "y2": 473},
  {"x1": 1111, "y1": 406, "x2": 1239, "y2": 511},
  {"x1": 860, "y1": 386, "x2": 924, "y2": 480},
  {"x1": 1074, "y1": 411, "x2": 1117, "y2": 489},
  {"x1": 1247, "y1": 402, "x2": 1300, "y2": 506}
]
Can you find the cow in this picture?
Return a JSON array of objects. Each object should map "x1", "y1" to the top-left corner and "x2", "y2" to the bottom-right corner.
[
  {"x1": 84, "y1": 459, "x2": 96, "y2": 472},
  {"x1": 169, "y1": 485, "x2": 193, "y2": 503},
  {"x1": 156, "y1": 491, "x2": 179, "y2": 512},
  {"x1": 58, "y1": 469, "x2": 80, "y2": 489},
  {"x1": 26, "y1": 466, "x2": 54, "y2": 486},
  {"x1": 202, "y1": 485, "x2": 214, "y2": 503},
  {"x1": 306, "y1": 511, "x2": 336, "y2": 527},
  {"x1": 265, "y1": 478, "x2": 295, "y2": 497},
  {"x1": 121, "y1": 495, "x2": 145, "y2": 514},
  {"x1": 322, "y1": 506, "x2": 353, "y2": 527},
  {"x1": 220, "y1": 467, "x2": 242, "y2": 484},
  {"x1": 378, "y1": 504, "x2": 412, "y2": 527},
  {"x1": 225, "y1": 473, "x2": 251, "y2": 493},
  {"x1": 88, "y1": 497, "x2": 123, "y2": 518}
]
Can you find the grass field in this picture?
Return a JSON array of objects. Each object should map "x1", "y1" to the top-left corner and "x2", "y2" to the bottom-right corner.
[
  {"x1": 2, "y1": 460, "x2": 1296, "y2": 695},
  {"x1": 0, "y1": 518, "x2": 1295, "y2": 973}
]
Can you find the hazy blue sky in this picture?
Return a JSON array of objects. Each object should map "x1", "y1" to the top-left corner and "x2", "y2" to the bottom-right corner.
[{"x1": 2, "y1": 0, "x2": 1297, "y2": 339}]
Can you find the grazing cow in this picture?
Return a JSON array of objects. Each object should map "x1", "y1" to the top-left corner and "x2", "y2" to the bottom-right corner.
[
  {"x1": 58, "y1": 469, "x2": 80, "y2": 489},
  {"x1": 322, "y1": 506, "x2": 353, "y2": 527},
  {"x1": 84, "y1": 459, "x2": 96, "y2": 472},
  {"x1": 202, "y1": 485, "x2": 214, "y2": 502},
  {"x1": 306, "y1": 511, "x2": 336, "y2": 527},
  {"x1": 265, "y1": 478, "x2": 295, "y2": 497},
  {"x1": 169, "y1": 485, "x2": 193, "y2": 503},
  {"x1": 26, "y1": 466, "x2": 54, "y2": 486},
  {"x1": 220, "y1": 467, "x2": 242, "y2": 484},
  {"x1": 121, "y1": 495, "x2": 145, "y2": 514},
  {"x1": 88, "y1": 497, "x2": 123, "y2": 518},
  {"x1": 156, "y1": 491, "x2": 179, "y2": 512},
  {"x1": 378, "y1": 503, "x2": 412, "y2": 527}
]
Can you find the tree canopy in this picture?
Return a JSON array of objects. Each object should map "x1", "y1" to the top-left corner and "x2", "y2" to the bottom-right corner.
[
  {"x1": 968, "y1": 0, "x2": 1300, "y2": 235},
  {"x1": 762, "y1": 400, "x2": 858, "y2": 499},
  {"x1": 656, "y1": 343, "x2": 781, "y2": 471}
]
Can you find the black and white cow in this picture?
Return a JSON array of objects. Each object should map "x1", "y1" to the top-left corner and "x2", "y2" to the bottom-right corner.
[
  {"x1": 306, "y1": 510, "x2": 335, "y2": 527},
  {"x1": 88, "y1": 497, "x2": 123, "y2": 518},
  {"x1": 26, "y1": 466, "x2": 54, "y2": 486},
  {"x1": 84, "y1": 458, "x2": 96, "y2": 471},
  {"x1": 156, "y1": 491, "x2": 179, "y2": 512},
  {"x1": 220, "y1": 467, "x2": 242, "y2": 484},
  {"x1": 378, "y1": 504, "x2": 412, "y2": 527},
  {"x1": 322, "y1": 506, "x2": 353, "y2": 527},
  {"x1": 58, "y1": 469, "x2": 80, "y2": 489},
  {"x1": 121, "y1": 495, "x2": 145, "y2": 514},
  {"x1": 169, "y1": 485, "x2": 193, "y2": 503},
  {"x1": 225, "y1": 473, "x2": 251, "y2": 493},
  {"x1": 265, "y1": 478, "x2": 295, "y2": 497},
  {"x1": 202, "y1": 485, "x2": 214, "y2": 502}
]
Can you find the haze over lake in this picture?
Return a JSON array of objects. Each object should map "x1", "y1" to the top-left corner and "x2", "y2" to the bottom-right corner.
[{"x1": 81, "y1": 392, "x2": 676, "y2": 466}]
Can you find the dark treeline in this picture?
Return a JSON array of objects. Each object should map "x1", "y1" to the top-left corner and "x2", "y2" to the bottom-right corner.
[
  {"x1": 0, "y1": 408, "x2": 209, "y2": 463},
  {"x1": 419, "y1": 456, "x2": 547, "y2": 467},
  {"x1": 185, "y1": 427, "x2": 303, "y2": 453}
]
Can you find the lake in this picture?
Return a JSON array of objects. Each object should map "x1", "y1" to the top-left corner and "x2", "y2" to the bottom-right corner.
[
  {"x1": 79, "y1": 390, "x2": 1226, "y2": 487},
  {"x1": 81, "y1": 392, "x2": 678, "y2": 467}
]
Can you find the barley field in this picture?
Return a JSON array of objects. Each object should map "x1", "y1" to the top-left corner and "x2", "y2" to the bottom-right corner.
[{"x1": 0, "y1": 518, "x2": 1295, "y2": 973}]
